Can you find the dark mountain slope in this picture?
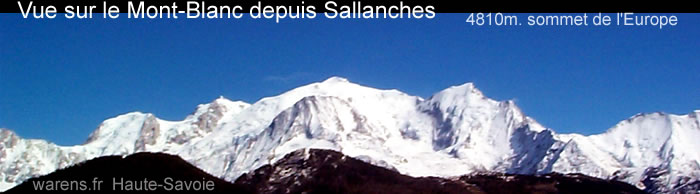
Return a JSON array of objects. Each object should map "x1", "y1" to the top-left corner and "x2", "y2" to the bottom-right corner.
[
  {"x1": 234, "y1": 149, "x2": 480, "y2": 194},
  {"x1": 459, "y1": 173, "x2": 645, "y2": 194},
  {"x1": 3, "y1": 152, "x2": 247, "y2": 194},
  {"x1": 235, "y1": 149, "x2": 645, "y2": 194},
  {"x1": 5, "y1": 149, "x2": 644, "y2": 194}
]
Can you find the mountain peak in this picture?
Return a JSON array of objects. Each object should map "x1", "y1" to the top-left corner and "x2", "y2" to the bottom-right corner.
[
  {"x1": 321, "y1": 76, "x2": 350, "y2": 84},
  {"x1": 0, "y1": 128, "x2": 13, "y2": 135},
  {"x1": 426, "y1": 82, "x2": 491, "y2": 108},
  {"x1": 210, "y1": 96, "x2": 250, "y2": 109},
  {"x1": 192, "y1": 96, "x2": 250, "y2": 117},
  {"x1": 0, "y1": 128, "x2": 19, "y2": 145},
  {"x1": 443, "y1": 82, "x2": 483, "y2": 96}
]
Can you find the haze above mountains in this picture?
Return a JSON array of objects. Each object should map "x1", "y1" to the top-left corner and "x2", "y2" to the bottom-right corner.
[{"x1": 1, "y1": 77, "x2": 698, "y2": 193}]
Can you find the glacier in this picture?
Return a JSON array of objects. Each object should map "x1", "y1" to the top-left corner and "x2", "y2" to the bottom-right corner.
[{"x1": 0, "y1": 76, "x2": 698, "y2": 193}]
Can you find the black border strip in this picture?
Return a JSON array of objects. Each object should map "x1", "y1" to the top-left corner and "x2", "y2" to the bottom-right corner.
[{"x1": 4, "y1": 0, "x2": 699, "y2": 14}]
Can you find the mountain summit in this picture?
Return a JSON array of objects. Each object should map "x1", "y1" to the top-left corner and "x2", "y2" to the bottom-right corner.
[{"x1": 1, "y1": 77, "x2": 697, "y2": 193}]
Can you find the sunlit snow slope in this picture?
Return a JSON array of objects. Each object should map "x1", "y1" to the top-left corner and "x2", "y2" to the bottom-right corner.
[{"x1": 1, "y1": 77, "x2": 697, "y2": 193}]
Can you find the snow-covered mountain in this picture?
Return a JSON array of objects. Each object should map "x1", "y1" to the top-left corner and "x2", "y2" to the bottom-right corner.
[
  {"x1": 1, "y1": 77, "x2": 698, "y2": 193},
  {"x1": 546, "y1": 111, "x2": 700, "y2": 192}
]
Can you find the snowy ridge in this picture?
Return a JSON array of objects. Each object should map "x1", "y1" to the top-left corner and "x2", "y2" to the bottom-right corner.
[
  {"x1": 0, "y1": 98, "x2": 250, "y2": 189},
  {"x1": 549, "y1": 112, "x2": 700, "y2": 192},
  {"x1": 0, "y1": 77, "x2": 697, "y2": 193}
]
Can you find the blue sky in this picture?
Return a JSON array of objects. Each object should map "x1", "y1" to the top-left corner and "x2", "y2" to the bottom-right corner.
[{"x1": 1, "y1": 13, "x2": 698, "y2": 146}]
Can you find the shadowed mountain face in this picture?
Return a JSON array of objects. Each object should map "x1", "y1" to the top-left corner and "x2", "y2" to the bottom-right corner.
[
  {"x1": 236, "y1": 149, "x2": 645, "y2": 194},
  {"x1": 3, "y1": 153, "x2": 247, "y2": 194},
  {"x1": 458, "y1": 173, "x2": 646, "y2": 194},
  {"x1": 5, "y1": 149, "x2": 644, "y2": 194},
  {"x1": 234, "y1": 149, "x2": 481, "y2": 194}
]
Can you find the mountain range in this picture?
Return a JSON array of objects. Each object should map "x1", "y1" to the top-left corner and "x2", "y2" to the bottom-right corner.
[{"x1": 1, "y1": 77, "x2": 698, "y2": 193}]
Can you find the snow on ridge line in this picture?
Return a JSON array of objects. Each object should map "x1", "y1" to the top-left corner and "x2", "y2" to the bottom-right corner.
[
  {"x1": 592, "y1": 110, "x2": 700, "y2": 136},
  {"x1": 4, "y1": 76, "x2": 696, "y2": 148},
  {"x1": 322, "y1": 76, "x2": 350, "y2": 83}
]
